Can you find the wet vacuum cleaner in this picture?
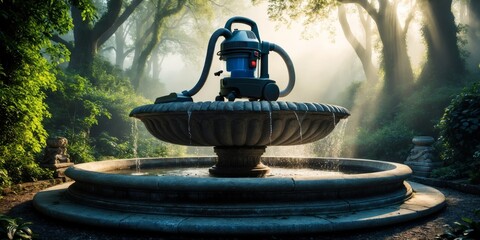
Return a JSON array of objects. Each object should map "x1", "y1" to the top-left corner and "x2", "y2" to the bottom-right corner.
[{"x1": 155, "y1": 16, "x2": 295, "y2": 103}]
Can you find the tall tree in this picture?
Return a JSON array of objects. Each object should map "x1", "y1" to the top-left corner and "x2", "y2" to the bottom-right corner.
[
  {"x1": 338, "y1": 4, "x2": 378, "y2": 83},
  {"x1": 53, "y1": 0, "x2": 143, "y2": 79},
  {"x1": 130, "y1": 0, "x2": 187, "y2": 91},
  {"x1": 113, "y1": 22, "x2": 135, "y2": 69},
  {"x1": 262, "y1": 0, "x2": 415, "y2": 107},
  {"x1": 467, "y1": 0, "x2": 480, "y2": 73},
  {"x1": 418, "y1": 0, "x2": 465, "y2": 85}
]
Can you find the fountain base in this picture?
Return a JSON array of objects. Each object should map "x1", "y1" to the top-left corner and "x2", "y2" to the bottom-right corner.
[
  {"x1": 210, "y1": 146, "x2": 270, "y2": 177},
  {"x1": 33, "y1": 157, "x2": 446, "y2": 236}
]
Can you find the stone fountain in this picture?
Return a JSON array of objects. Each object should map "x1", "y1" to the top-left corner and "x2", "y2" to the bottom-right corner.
[
  {"x1": 33, "y1": 16, "x2": 445, "y2": 236},
  {"x1": 130, "y1": 101, "x2": 349, "y2": 177},
  {"x1": 33, "y1": 100, "x2": 445, "y2": 235}
]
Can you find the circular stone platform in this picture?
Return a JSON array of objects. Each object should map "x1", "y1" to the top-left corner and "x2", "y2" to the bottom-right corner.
[
  {"x1": 34, "y1": 181, "x2": 444, "y2": 235},
  {"x1": 33, "y1": 157, "x2": 446, "y2": 236}
]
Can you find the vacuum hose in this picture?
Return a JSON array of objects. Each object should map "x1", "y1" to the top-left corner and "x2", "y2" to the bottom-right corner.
[
  {"x1": 183, "y1": 28, "x2": 232, "y2": 97},
  {"x1": 269, "y1": 43, "x2": 295, "y2": 97}
]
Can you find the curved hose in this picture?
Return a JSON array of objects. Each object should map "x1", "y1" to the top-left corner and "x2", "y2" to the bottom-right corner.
[
  {"x1": 270, "y1": 43, "x2": 295, "y2": 97},
  {"x1": 183, "y1": 28, "x2": 232, "y2": 97}
]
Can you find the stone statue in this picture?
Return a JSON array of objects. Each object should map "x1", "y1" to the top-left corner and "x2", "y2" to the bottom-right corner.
[
  {"x1": 40, "y1": 137, "x2": 73, "y2": 179},
  {"x1": 405, "y1": 136, "x2": 441, "y2": 178},
  {"x1": 41, "y1": 137, "x2": 70, "y2": 164}
]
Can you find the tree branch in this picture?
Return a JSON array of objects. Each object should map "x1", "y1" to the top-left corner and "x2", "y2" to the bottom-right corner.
[
  {"x1": 51, "y1": 35, "x2": 73, "y2": 52},
  {"x1": 402, "y1": 3, "x2": 416, "y2": 38},
  {"x1": 339, "y1": 0, "x2": 379, "y2": 22},
  {"x1": 92, "y1": 0, "x2": 123, "y2": 42},
  {"x1": 98, "y1": 0, "x2": 144, "y2": 47},
  {"x1": 338, "y1": 5, "x2": 366, "y2": 58}
]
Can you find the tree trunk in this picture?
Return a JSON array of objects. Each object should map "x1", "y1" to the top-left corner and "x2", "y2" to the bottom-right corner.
[
  {"x1": 468, "y1": 0, "x2": 480, "y2": 73},
  {"x1": 419, "y1": 0, "x2": 464, "y2": 84},
  {"x1": 68, "y1": 6, "x2": 96, "y2": 78},
  {"x1": 131, "y1": 0, "x2": 186, "y2": 91},
  {"x1": 337, "y1": 5, "x2": 378, "y2": 83},
  {"x1": 115, "y1": 24, "x2": 126, "y2": 69},
  {"x1": 375, "y1": 2, "x2": 413, "y2": 97},
  {"x1": 66, "y1": 0, "x2": 142, "y2": 81}
]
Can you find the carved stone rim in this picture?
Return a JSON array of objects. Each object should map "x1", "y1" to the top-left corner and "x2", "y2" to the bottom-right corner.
[{"x1": 130, "y1": 101, "x2": 350, "y2": 117}]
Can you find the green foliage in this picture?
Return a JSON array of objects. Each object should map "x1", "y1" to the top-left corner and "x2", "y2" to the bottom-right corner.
[
  {"x1": 46, "y1": 57, "x2": 171, "y2": 163},
  {"x1": 336, "y1": 81, "x2": 362, "y2": 110},
  {"x1": 0, "y1": 0, "x2": 72, "y2": 187},
  {"x1": 0, "y1": 214, "x2": 34, "y2": 240},
  {"x1": 70, "y1": 0, "x2": 97, "y2": 22},
  {"x1": 2, "y1": 158, "x2": 53, "y2": 184},
  {"x1": 346, "y1": 121, "x2": 415, "y2": 162},
  {"x1": 435, "y1": 81, "x2": 480, "y2": 183},
  {"x1": 396, "y1": 85, "x2": 464, "y2": 135},
  {"x1": 437, "y1": 209, "x2": 480, "y2": 240},
  {"x1": 255, "y1": 0, "x2": 338, "y2": 24}
]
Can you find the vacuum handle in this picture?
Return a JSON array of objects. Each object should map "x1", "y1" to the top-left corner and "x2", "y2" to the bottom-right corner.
[{"x1": 224, "y1": 16, "x2": 261, "y2": 41}]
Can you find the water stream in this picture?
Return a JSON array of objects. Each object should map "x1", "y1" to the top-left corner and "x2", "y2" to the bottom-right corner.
[
  {"x1": 268, "y1": 110, "x2": 272, "y2": 145},
  {"x1": 293, "y1": 111, "x2": 303, "y2": 143},
  {"x1": 187, "y1": 108, "x2": 193, "y2": 145},
  {"x1": 131, "y1": 119, "x2": 143, "y2": 175}
]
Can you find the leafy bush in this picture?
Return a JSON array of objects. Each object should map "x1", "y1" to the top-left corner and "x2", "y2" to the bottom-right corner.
[
  {"x1": 0, "y1": 0, "x2": 72, "y2": 188},
  {"x1": 0, "y1": 214, "x2": 34, "y2": 240},
  {"x1": 436, "y1": 209, "x2": 480, "y2": 240},
  {"x1": 2, "y1": 158, "x2": 53, "y2": 184},
  {"x1": 345, "y1": 121, "x2": 415, "y2": 162},
  {"x1": 45, "y1": 58, "x2": 174, "y2": 163},
  {"x1": 435, "y1": 82, "x2": 480, "y2": 183},
  {"x1": 396, "y1": 85, "x2": 463, "y2": 135}
]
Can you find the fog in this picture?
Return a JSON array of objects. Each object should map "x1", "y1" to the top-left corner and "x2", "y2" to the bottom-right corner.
[{"x1": 157, "y1": 1, "x2": 367, "y2": 104}]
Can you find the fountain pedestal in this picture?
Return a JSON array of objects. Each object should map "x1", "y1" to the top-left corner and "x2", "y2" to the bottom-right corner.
[{"x1": 210, "y1": 146, "x2": 270, "y2": 177}]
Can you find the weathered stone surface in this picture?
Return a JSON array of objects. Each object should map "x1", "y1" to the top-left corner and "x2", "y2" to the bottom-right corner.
[
  {"x1": 129, "y1": 101, "x2": 350, "y2": 147},
  {"x1": 405, "y1": 136, "x2": 441, "y2": 178},
  {"x1": 33, "y1": 160, "x2": 445, "y2": 235},
  {"x1": 41, "y1": 137, "x2": 71, "y2": 164},
  {"x1": 39, "y1": 137, "x2": 73, "y2": 178}
]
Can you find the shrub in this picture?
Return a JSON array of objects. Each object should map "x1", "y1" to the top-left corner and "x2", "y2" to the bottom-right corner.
[
  {"x1": 0, "y1": 214, "x2": 34, "y2": 240},
  {"x1": 45, "y1": 58, "x2": 174, "y2": 162},
  {"x1": 436, "y1": 209, "x2": 480, "y2": 240},
  {"x1": 0, "y1": 0, "x2": 71, "y2": 189},
  {"x1": 435, "y1": 82, "x2": 480, "y2": 183},
  {"x1": 346, "y1": 121, "x2": 415, "y2": 162}
]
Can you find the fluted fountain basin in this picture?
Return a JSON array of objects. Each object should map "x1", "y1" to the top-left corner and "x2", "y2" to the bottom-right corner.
[
  {"x1": 130, "y1": 101, "x2": 350, "y2": 177},
  {"x1": 129, "y1": 101, "x2": 350, "y2": 146},
  {"x1": 33, "y1": 157, "x2": 446, "y2": 235}
]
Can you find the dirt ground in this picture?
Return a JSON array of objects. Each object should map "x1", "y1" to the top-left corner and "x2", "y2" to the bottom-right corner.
[{"x1": 1, "y1": 180, "x2": 480, "y2": 240}]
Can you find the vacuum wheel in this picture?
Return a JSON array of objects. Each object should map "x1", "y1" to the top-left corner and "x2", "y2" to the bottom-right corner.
[
  {"x1": 227, "y1": 92, "x2": 236, "y2": 102},
  {"x1": 263, "y1": 83, "x2": 279, "y2": 101}
]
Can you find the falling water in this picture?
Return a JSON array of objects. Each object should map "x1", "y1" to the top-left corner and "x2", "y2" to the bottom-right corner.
[
  {"x1": 131, "y1": 119, "x2": 141, "y2": 174},
  {"x1": 187, "y1": 109, "x2": 193, "y2": 145},
  {"x1": 265, "y1": 143, "x2": 316, "y2": 158},
  {"x1": 268, "y1": 110, "x2": 273, "y2": 146},
  {"x1": 332, "y1": 112, "x2": 336, "y2": 127},
  {"x1": 318, "y1": 118, "x2": 348, "y2": 158},
  {"x1": 293, "y1": 111, "x2": 303, "y2": 143}
]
